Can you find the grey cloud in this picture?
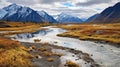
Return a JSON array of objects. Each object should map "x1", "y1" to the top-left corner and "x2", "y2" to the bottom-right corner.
[
  {"x1": 76, "y1": 0, "x2": 112, "y2": 6},
  {"x1": 50, "y1": 7, "x2": 96, "y2": 13},
  {"x1": 49, "y1": 7, "x2": 97, "y2": 18},
  {"x1": 6, "y1": 0, "x2": 70, "y2": 5},
  {"x1": 39, "y1": 0, "x2": 66, "y2": 4},
  {"x1": 7, "y1": 0, "x2": 37, "y2": 5}
]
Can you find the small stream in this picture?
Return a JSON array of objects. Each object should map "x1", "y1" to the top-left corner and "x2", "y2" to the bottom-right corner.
[{"x1": 10, "y1": 26, "x2": 120, "y2": 67}]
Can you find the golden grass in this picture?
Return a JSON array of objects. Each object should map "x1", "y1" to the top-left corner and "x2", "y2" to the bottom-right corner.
[
  {"x1": 65, "y1": 61, "x2": 79, "y2": 67},
  {"x1": 43, "y1": 51, "x2": 53, "y2": 56},
  {"x1": 0, "y1": 22, "x2": 40, "y2": 31},
  {"x1": 57, "y1": 23, "x2": 120, "y2": 45},
  {"x1": 53, "y1": 53, "x2": 63, "y2": 57},
  {"x1": 43, "y1": 42, "x2": 49, "y2": 45},
  {"x1": 34, "y1": 39, "x2": 41, "y2": 43},
  {"x1": 0, "y1": 37, "x2": 32, "y2": 67},
  {"x1": 0, "y1": 48, "x2": 32, "y2": 67},
  {"x1": 47, "y1": 58, "x2": 54, "y2": 62},
  {"x1": 0, "y1": 21, "x2": 52, "y2": 36},
  {"x1": 0, "y1": 37, "x2": 21, "y2": 49},
  {"x1": 38, "y1": 47, "x2": 47, "y2": 51}
]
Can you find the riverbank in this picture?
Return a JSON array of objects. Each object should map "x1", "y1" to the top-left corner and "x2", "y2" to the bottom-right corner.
[
  {"x1": 57, "y1": 23, "x2": 120, "y2": 47},
  {"x1": 21, "y1": 42, "x2": 100, "y2": 67},
  {"x1": 0, "y1": 36, "x2": 100, "y2": 67}
]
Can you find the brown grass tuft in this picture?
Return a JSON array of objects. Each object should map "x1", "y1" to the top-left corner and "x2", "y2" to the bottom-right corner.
[
  {"x1": 47, "y1": 58, "x2": 54, "y2": 62},
  {"x1": 65, "y1": 61, "x2": 79, "y2": 67},
  {"x1": 43, "y1": 51, "x2": 53, "y2": 56},
  {"x1": 34, "y1": 39, "x2": 41, "y2": 43},
  {"x1": 37, "y1": 47, "x2": 47, "y2": 51}
]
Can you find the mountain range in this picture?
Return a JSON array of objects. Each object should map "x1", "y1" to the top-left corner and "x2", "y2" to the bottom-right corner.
[
  {"x1": 0, "y1": 4, "x2": 83, "y2": 23},
  {"x1": 0, "y1": 4, "x2": 58, "y2": 23},
  {"x1": 0, "y1": 2, "x2": 120, "y2": 23}
]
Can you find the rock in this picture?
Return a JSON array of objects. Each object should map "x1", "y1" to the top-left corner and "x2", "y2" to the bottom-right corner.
[
  {"x1": 72, "y1": 55, "x2": 75, "y2": 57},
  {"x1": 35, "y1": 55, "x2": 42, "y2": 59},
  {"x1": 91, "y1": 54, "x2": 93, "y2": 56},
  {"x1": 100, "y1": 45, "x2": 104, "y2": 47},
  {"x1": 82, "y1": 53, "x2": 94, "y2": 63},
  {"x1": 54, "y1": 41, "x2": 58, "y2": 43},
  {"x1": 91, "y1": 64, "x2": 100, "y2": 67}
]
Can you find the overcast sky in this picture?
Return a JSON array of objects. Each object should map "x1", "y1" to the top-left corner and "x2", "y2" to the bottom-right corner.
[{"x1": 0, "y1": 0, "x2": 119, "y2": 19}]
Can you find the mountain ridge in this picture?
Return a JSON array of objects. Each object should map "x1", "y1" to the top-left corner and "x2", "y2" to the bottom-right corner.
[{"x1": 92, "y1": 2, "x2": 120, "y2": 23}]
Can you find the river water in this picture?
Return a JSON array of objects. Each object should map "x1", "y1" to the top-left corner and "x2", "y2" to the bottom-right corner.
[{"x1": 11, "y1": 26, "x2": 120, "y2": 67}]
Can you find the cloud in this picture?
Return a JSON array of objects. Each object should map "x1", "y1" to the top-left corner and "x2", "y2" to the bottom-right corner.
[
  {"x1": 6, "y1": 0, "x2": 75, "y2": 5},
  {"x1": 6, "y1": 0, "x2": 37, "y2": 5},
  {"x1": 38, "y1": 0, "x2": 65, "y2": 4},
  {"x1": 76, "y1": 0, "x2": 112, "y2": 6}
]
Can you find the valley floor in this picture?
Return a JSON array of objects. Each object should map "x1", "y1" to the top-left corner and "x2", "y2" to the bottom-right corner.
[
  {"x1": 0, "y1": 22, "x2": 120, "y2": 67},
  {"x1": 57, "y1": 23, "x2": 120, "y2": 47}
]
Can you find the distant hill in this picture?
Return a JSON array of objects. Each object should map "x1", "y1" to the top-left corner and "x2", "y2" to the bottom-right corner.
[
  {"x1": 55, "y1": 12, "x2": 83, "y2": 23},
  {"x1": 92, "y1": 2, "x2": 120, "y2": 23}
]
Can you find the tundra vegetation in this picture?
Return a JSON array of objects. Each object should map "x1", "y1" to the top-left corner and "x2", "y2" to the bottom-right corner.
[
  {"x1": 0, "y1": 37, "x2": 32, "y2": 67},
  {"x1": 57, "y1": 23, "x2": 120, "y2": 46}
]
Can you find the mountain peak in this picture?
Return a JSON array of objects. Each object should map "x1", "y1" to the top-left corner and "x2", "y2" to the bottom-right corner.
[
  {"x1": 7, "y1": 3, "x2": 21, "y2": 8},
  {"x1": 10, "y1": 3, "x2": 17, "y2": 6},
  {"x1": 3, "y1": 3, "x2": 22, "y2": 11}
]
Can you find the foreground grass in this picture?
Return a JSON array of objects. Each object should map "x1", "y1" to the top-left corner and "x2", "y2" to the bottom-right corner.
[
  {"x1": 57, "y1": 23, "x2": 120, "y2": 46},
  {"x1": 0, "y1": 37, "x2": 32, "y2": 67}
]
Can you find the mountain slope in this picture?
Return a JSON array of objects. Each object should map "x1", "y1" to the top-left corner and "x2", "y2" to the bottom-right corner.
[
  {"x1": 1, "y1": 4, "x2": 44, "y2": 23},
  {"x1": 56, "y1": 13, "x2": 83, "y2": 23},
  {"x1": 37, "y1": 11, "x2": 57, "y2": 23},
  {"x1": 92, "y1": 2, "x2": 120, "y2": 23},
  {"x1": 85, "y1": 14, "x2": 99, "y2": 22},
  {"x1": 0, "y1": 9, "x2": 8, "y2": 20}
]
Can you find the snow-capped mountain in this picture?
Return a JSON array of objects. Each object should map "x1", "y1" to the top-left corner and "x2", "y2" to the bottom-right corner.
[
  {"x1": 0, "y1": 9, "x2": 8, "y2": 19},
  {"x1": 37, "y1": 10, "x2": 57, "y2": 23},
  {"x1": 1, "y1": 4, "x2": 44, "y2": 22},
  {"x1": 56, "y1": 13, "x2": 83, "y2": 23}
]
